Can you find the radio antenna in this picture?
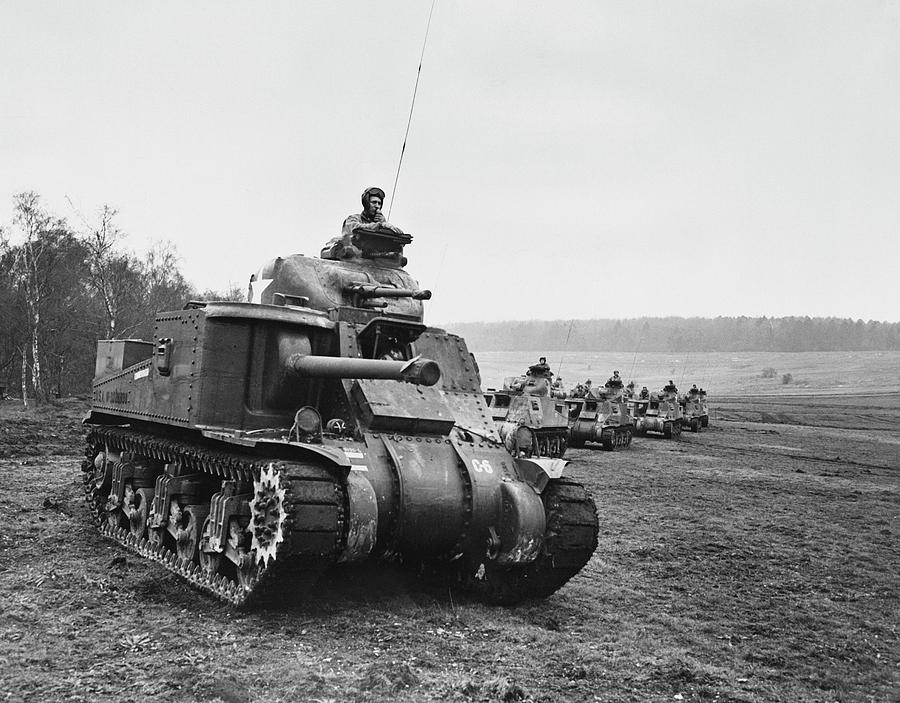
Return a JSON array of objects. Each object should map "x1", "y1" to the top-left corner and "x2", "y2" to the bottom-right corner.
[
  {"x1": 388, "y1": 0, "x2": 437, "y2": 220},
  {"x1": 556, "y1": 319, "x2": 576, "y2": 377}
]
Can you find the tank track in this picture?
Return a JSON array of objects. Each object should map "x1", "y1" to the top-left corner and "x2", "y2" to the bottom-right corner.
[
  {"x1": 82, "y1": 426, "x2": 344, "y2": 607},
  {"x1": 466, "y1": 477, "x2": 598, "y2": 605},
  {"x1": 599, "y1": 425, "x2": 634, "y2": 451},
  {"x1": 681, "y1": 416, "x2": 702, "y2": 432},
  {"x1": 663, "y1": 421, "x2": 683, "y2": 439}
]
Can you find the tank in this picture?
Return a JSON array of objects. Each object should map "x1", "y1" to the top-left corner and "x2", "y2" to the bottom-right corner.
[
  {"x1": 81, "y1": 227, "x2": 598, "y2": 606},
  {"x1": 679, "y1": 386, "x2": 705, "y2": 433},
  {"x1": 566, "y1": 378, "x2": 635, "y2": 450},
  {"x1": 698, "y1": 389, "x2": 710, "y2": 427},
  {"x1": 628, "y1": 387, "x2": 683, "y2": 439},
  {"x1": 483, "y1": 362, "x2": 570, "y2": 458}
]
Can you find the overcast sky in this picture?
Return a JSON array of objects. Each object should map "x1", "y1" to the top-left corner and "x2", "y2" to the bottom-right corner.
[{"x1": 2, "y1": 1, "x2": 898, "y2": 324}]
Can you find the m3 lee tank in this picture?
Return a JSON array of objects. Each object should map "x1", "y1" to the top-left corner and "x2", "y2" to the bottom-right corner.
[
  {"x1": 679, "y1": 385, "x2": 705, "y2": 433},
  {"x1": 82, "y1": 227, "x2": 598, "y2": 606},
  {"x1": 565, "y1": 373, "x2": 635, "y2": 450},
  {"x1": 484, "y1": 359, "x2": 570, "y2": 459},
  {"x1": 628, "y1": 383, "x2": 684, "y2": 439}
]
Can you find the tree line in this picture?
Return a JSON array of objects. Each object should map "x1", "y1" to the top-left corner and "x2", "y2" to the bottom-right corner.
[
  {"x1": 0, "y1": 192, "x2": 243, "y2": 404},
  {"x1": 3, "y1": 191, "x2": 898, "y2": 403},
  {"x1": 451, "y1": 317, "x2": 900, "y2": 354}
]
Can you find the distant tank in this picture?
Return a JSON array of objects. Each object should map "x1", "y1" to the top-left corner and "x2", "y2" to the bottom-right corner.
[
  {"x1": 484, "y1": 359, "x2": 570, "y2": 458},
  {"x1": 565, "y1": 373, "x2": 634, "y2": 450},
  {"x1": 629, "y1": 385, "x2": 683, "y2": 439},
  {"x1": 82, "y1": 225, "x2": 597, "y2": 606},
  {"x1": 679, "y1": 386, "x2": 705, "y2": 432}
]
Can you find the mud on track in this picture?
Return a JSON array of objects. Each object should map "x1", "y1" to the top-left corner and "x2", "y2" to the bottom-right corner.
[{"x1": 0, "y1": 396, "x2": 897, "y2": 702}]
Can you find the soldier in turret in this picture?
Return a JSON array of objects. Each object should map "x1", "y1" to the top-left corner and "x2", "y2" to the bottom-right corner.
[
  {"x1": 625, "y1": 380, "x2": 635, "y2": 399},
  {"x1": 528, "y1": 356, "x2": 553, "y2": 379},
  {"x1": 322, "y1": 186, "x2": 405, "y2": 260},
  {"x1": 605, "y1": 370, "x2": 623, "y2": 389},
  {"x1": 663, "y1": 380, "x2": 678, "y2": 395},
  {"x1": 551, "y1": 376, "x2": 567, "y2": 399},
  {"x1": 639, "y1": 386, "x2": 650, "y2": 400}
]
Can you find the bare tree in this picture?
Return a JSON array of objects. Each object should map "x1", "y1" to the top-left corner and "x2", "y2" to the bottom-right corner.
[
  {"x1": 77, "y1": 204, "x2": 137, "y2": 340},
  {"x1": 8, "y1": 192, "x2": 58, "y2": 405},
  {"x1": 140, "y1": 241, "x2": 194, "y2": 321}
]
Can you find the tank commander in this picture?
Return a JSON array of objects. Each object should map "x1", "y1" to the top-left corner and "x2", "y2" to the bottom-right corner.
[
  {"x1": 689, "y1": 383, "x2": 699, "y2": 395},
  {"x1": 605, "y1": 370, "x2": 623, "y2": 388},
  {"x1": 625, "y1": 380, "x2": 636, "y2": 398},
  {"x1": 639, "y1": 386, "x2": 650, "y2": 399},
  {"x1": 321, "y1": 186, "x2": 405, "y2": 260},
  {"x1": 528, "y1": 356, "x2": 553, "y2": 379},
  {"x1": 551, "y1": 376, "x2": 567, "y2": 399},
  {"x1": 663, "y1": 380, "x2": 678, "y2": 394}
]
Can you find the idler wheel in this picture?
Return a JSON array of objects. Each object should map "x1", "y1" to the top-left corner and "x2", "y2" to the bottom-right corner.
[
  {"x1": 128, "y1": 488, "x2": 154, "y2": 539},
  {"x1": 93, "y1": 452, "x2": 113, "y2": 494},
  {"x1": 175, "y1": 505, "x2": 210, "y2": 564}
]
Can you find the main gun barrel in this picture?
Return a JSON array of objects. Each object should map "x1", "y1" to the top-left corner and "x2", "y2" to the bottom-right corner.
[{"x1": 286, "y1": 353, "x2": 441, "y2": 386}]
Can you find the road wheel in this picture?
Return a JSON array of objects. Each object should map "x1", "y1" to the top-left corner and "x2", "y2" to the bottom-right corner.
[
  {"x1": 128, "y1": 488, "x2": 154, "y2": 539},
  {"x1": 175, "y1": 504, "x2": 210, "y2": 565}
]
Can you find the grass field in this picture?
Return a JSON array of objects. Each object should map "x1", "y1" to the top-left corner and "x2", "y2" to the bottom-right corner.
[{"x1": 0, "y1": 354, "x2": 898, "y2": 702}]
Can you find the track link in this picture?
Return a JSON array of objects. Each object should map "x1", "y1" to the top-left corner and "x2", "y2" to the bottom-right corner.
[{"x1": 82, "y1": 426, "x2": 345, "y2": 607}]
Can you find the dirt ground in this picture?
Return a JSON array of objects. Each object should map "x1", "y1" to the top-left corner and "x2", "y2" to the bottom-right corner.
[{"x1": 0, "y1": 396, "x2": 897, "y2": 702}]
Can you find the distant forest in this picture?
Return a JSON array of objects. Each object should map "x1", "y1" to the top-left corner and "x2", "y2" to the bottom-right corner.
[{"x1": 450, "y1": 317, "x2": 900, "y2": 353}]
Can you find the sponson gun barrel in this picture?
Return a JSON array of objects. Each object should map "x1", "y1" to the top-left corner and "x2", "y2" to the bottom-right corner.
[
  {"x1": 343, "y1": 283, "x2": 432, "y2": 300},
  {"x1": 285, "y1": 353, "x2": 441, "y2": 386}
]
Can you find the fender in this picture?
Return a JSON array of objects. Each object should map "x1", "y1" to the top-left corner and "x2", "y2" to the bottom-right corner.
[{"x1": 514, "y1": 456, "x2": 568, "y2": 494}]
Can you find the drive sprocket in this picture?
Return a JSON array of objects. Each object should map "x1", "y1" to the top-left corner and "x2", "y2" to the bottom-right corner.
[{"x1": 248, "y1": 463, "x2": 287, "y2": 567}]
